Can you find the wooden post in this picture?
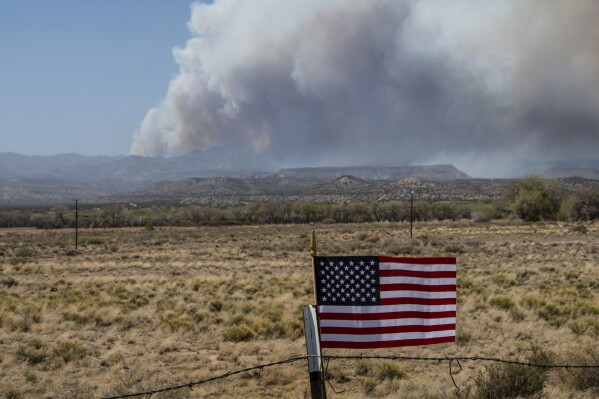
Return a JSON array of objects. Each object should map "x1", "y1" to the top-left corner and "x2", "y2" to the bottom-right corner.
[
  {"x1": 410, "y1": 192, "x2": 413, "y2": 239},
  {"x1": 304, "y1": 305, "x2": 327, "y2": 399},
  {"x1": 74, "y1": 199, "x2": 79, "y2": 252}
]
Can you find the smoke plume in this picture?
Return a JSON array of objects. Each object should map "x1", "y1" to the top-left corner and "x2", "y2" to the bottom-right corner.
[{"x1": 130, "y1": 0, "x2": 599, "y2": 177}]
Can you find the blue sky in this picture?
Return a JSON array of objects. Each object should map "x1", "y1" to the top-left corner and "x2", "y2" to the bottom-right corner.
[{"x1": 0, "y1": 1, "x2": 196, "y2": 156}]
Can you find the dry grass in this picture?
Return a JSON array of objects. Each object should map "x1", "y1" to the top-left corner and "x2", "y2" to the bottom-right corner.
[{"x1": 0, "y1": 220, "x2": 597, "y2": 398}]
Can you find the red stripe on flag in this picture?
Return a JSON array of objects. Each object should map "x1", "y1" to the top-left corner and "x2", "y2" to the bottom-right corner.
[
  {"x1": 318, "y1": 311, "x2": 456, "y2": 321},
  {"x1": 379, "y1": 270, "x2": 456, "y2": 278},
  {"x1": 379, "y1": 256, "x2": 456, "y2": 265},
  {"x1": 321, "y1": 324, "x2": 456, "y2": 335},
  {"x1": 321, "y1": 335, "x2": 456, "y2": 349},
  {"x1": 381, "y1": 297, "x2": 456, "y2": 306},
  {"x1": 380, "y1": 283, "x2": 457, "y2": 292}
]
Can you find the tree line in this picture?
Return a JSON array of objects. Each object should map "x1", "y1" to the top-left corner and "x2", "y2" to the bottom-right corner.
[{"x1": 0, "y1": 178, "x2": 597, "y2": 228}]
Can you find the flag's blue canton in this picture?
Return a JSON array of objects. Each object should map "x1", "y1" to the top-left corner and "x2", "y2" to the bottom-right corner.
[{"x1": 315, "y1": 256, "x2": 381, "y2": 306}]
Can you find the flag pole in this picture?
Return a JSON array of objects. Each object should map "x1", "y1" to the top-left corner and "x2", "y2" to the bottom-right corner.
[
  {"x1": 310, "y1": 230, "x2": 318, "y2": 302},
  {"x1": 305, "y1": 230, "x2": 327, "y2": 399}
]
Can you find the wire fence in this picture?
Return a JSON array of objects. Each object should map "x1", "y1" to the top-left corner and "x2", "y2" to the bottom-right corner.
[{"x1": 99, "y1": 353, "x2": 599, "y2": 399}]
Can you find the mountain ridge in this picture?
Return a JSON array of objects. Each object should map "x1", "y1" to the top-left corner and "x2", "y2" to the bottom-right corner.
[
  {"x1": 1, "y1": 151, "x2": 597, "y2": 205},
  {"x1": 278, "y1": 164, "x2": 470, "y2": 180}
]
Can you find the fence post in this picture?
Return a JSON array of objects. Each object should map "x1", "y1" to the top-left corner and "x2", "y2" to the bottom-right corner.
[
  {"x1": 410, "y1": 191, "x2": 414, "y2": 238},
  {"x1": 74, "y1": 199, "x2": 79, "y2": 252},
  {"x1": 304, "y1": 305, "x2": 327, "y2": 399}
]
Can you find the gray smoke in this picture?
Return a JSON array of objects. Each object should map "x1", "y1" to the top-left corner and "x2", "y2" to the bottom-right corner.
[{"x1": 130, "y1": 0, "x2": 599, "y2": 177}]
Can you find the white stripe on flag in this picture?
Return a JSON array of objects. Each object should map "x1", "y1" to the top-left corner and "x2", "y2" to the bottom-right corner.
[
  {"x1": 379, "y1": 263, "x2": 456, "y2": 272},
  {"x1": 319, "y1": 317, "x2": 456, "y2": 328},
  {"x1": 380, "y1": 277, "x2": 456, "y2": 285},
  {"x1": 319, "y1": 304, "x2": 456, "y2": 314},
  {"x1": 380, "y1": 291, "x2": 456, "y2": 299},
  {"x1": 321, "y1": 330, "x2": 456, "y2": 343}
]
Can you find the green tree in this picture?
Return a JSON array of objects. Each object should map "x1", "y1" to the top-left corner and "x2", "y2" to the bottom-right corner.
[
  {"x1": 300, "y1": 202, "x2": 322, "y2": 223},
  {"x1": 380, "y1": 201, "x2": 406, "y2": 222},
  {"x1": 348, "y1": 203, "x2": 371, "y2": 223},
  {"x1": 502, "y1": 177, "x2": 561, "y2": 222},
  {"x1": 50, "y1": 205, "x2": 70, "y2": 228}
]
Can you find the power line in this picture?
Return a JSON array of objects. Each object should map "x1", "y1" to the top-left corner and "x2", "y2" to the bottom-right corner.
[{"x1": 99, "y1": 353, "x2": 599, "y2": 399}]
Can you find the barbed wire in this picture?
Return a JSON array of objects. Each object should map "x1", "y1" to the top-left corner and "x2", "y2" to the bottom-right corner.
[
  {"x1": 100, "y1": 355, "x2": 306, "y2": 399},
  {"x1": 319, "y1": 354, "x2": 599, "y2": 369},
  {"x1": 99, "y1": 353, "x2": 599, "y2": 399}
]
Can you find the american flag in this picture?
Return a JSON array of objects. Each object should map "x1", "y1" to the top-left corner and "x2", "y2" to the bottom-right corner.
[{"x1": 315, "y1": 256, "x2": 456, "y2": 349}]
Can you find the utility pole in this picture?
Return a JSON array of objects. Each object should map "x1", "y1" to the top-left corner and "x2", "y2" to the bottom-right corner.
[
  {"x1": 403, "y1": 190, "x2": 415, "y2": 238},
  {"x1": 74, "y1": 199, "x2": 79, "y2": 252},
  {"x1": 410, "y1": 191, "x2": 414, "y2": 239}
]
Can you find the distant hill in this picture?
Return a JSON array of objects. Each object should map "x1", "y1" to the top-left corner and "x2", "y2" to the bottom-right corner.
[
  {"x1": 278, "y1": 164, "x2": 471, "y2": 180},
  {"x1": 1, "y1": 151, "x2": 597, "y2": 206},
  {"x1": 520, "y1": 159, "x2": 599, "y2": 180},
  {"x1": 0, "y1": 152, "x2": 120, "y2": 178},
  {"x1": 0, "y1": 148, "x2": 273, "y2": 190},
  {"x1": 119, "y1": 175, "x2": 599, "y2": 207},
  {"x1": 0, "y1": 149, "x2": 275, "y2": 204},
  {"x1": 0, "y1": 177, "x2": 109, "y2": 206}
]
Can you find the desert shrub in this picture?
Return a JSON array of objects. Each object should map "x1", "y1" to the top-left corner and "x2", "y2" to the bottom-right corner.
[
  {"x1": 360, "y1": 377, "x2": 378, "y2": 395},
  {"x1": 7, "y1": 257, "x2": 27, "y2": 266},
  {"x1": 556, "y1": 345, "x2": 599, "y2": 392},
  {"x1": 472, "y1": 209, "x2": 493, "y2": 223},
  {"x1": 568, "y1": 316, "x2": 599, "y2": 337},
  {"x1": 63, "y1": 310, "x2": 94, "y2": 325},
  {"x1": 356, "y1": 360, "x2": 406, "y2": 381},
  {"x1": 570, "y1": 224, "x2": 588, "y2": 235},
  {"x1": 85, "y1": 237, "x2": 106, "y2": 245},
  {"x1": 445, "y1": 244, "x2": 464, "y2": 254},
  {"x1": 568, "y1": 188, "x2": 599, "y2": 221},
  {"x1": 516, "y1": 269, "x2": 536, "y2": 282},
  {"x1": 2, "y1": 387, "x2": 23, "y2": 399},
  {"x1": 1, "y1": 277, "x2": 17, "y2": 287},
  {"x1": 474, "y1": 346, "x2": 551, "y2": 398},
  {"x1": 356, "y1": 232, "x2": 368, "y2": 241},
  {"x1": 15, "y1": 246, "x2": 37, "y2": 258},
  {"x1": 53, "y1": 340, "x2": 88, "y2": 363},
  {"x1": 509, "y1": 307, "x2": 526, "y2": 322},
  {"x1": 357, "y1": 362, "x2": 405, "y2": 396},
  {"x1": 160, "y1": 312, "x2": 194, "y2": 332},
  {"x1": 523, "y1": 294, "x2": 546, "y2": 310},
  {"x1": 14, "y1": 339, "x2": 47, "y2": 365},
  {"x1": 224, "y1": 324, "x2": 256, "y2": 342},
  {"x1": 209, "y1": 300, "x2": 224, "y2": 312},
  {"x1": 535, "y1": 303, "x2": 569, "y2": 327},
  {"x1": 386, "y1": 244, "x2": 421, "y2": 255},
  {"x1": 376, "y1": 362, "x2": 406, "y2": 380},
  {"x1": 489, "y1": 296, "x2": 516, "y2": 311},
  {"x1": 456, "y1": 330, "x2": 472, "y2": 346}
]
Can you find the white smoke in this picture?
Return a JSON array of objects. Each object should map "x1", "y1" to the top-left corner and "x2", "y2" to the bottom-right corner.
[{"x1": 131, "y1": 0, "x2": 599, "y2": 177}]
